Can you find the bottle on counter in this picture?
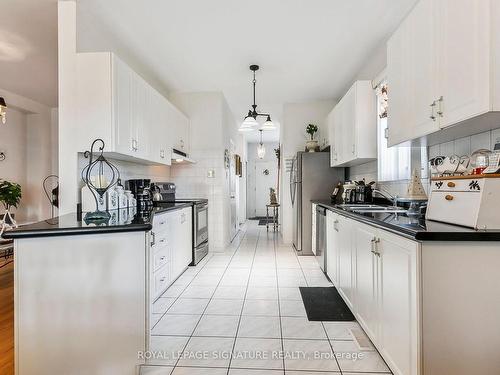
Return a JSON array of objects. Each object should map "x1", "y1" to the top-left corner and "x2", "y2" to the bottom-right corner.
[
  {"x1": 107, "y1": 186, "x2": 119, "y2": 211},
  {"x1": 124, "y1": 190, "x2": 135, "y2": 208},
  {"x1": 115, "y1": 179, "x2": 128, "y2": 209}
]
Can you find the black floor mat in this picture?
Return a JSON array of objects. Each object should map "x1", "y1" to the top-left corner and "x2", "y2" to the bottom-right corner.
[
  {"x1": 258, "y1": 219, "x2": 275, "y2": 226},
  {"x1": 299, "y1": 286, "x2": 355, "y2": 321}
]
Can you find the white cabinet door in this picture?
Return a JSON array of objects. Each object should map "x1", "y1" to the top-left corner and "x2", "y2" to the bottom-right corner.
[
  {"x1": 387, "y1": 0, "x2": 439, "y2": 146},
  {"x1": 331, "y1": 81, "x2": 376, "y2": 166},
  {"x1": 333, "y1": 106, "x2": 342, "y2": 166},
  {"x1": 337, "y1": 215, "x2": 353, "y2": 309},
  {"x1": 354, "y1": 223, "x2": 379, "y2": 340},
  {"x1": 341, "y1": 86, "x2": 356, "y2": 164},
  {"x1": 377, "y1": 231, "x2": 420, "y2": 375},
  {"x1": 170, "y1": 105, "x2": 190, "y2": 154},
  {"x1": 130, "y1": 73, "x2": 150, "y2": 160},
  {"x1": 387, "y1": 14, "x2": 412, "y2": 146},
  {"x1": 327, "y1": 110, "x2": 336, "y2": 167},
  {"x1": 326, "y1": 211, "x2": 339, "y2": 286},
  {"x1": 437, "y1": 0, "x2": 490, "y2": 128},
  {"x1": 112, "y1": 55, "x2": 134, "y2": 155},
  {"x1": 180, "y1": 208, "x2": 193, "y2": 267},
  {"x1": 408, "y1": 0, "x2": 440, "y2": 140}
]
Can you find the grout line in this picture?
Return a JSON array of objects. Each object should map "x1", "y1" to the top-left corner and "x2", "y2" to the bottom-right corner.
[
  {"x1": 226, "y1": 224, "x2": 260, "y2": 374},
  {"x1": 272, "y1": 227, "x2": 286, "y2": 375},
  {"x1": 173, "y1": 226, "x2": 249, "y2": 369}
]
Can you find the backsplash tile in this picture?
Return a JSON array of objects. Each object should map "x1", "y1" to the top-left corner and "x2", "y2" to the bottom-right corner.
[{"x1": 348, "y1": 126, "x2": 500, "y2": 197}]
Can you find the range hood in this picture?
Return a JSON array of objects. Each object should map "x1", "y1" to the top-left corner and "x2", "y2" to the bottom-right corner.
[{"x1": 171, "y1": 149, "x2": 196, "y2": 164}]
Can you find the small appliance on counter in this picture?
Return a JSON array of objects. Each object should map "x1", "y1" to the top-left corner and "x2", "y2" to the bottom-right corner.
[
  {"x1": 153, "y1": 182, "x2": 209, "y2": 265},
  {"x1": 126, "y1": 179, "x2": 153, "y2": 210},
  {"x1": 427, "y1": 174, "x2": 500, "y2": 229},
  {"x1": 341, "y1": 180, "x2": 374, "y2": 204}
]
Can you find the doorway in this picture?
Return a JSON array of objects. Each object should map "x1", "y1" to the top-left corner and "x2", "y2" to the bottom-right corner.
[{"x1": 246, "y1": 142, "x2": 279, "y2": 218}]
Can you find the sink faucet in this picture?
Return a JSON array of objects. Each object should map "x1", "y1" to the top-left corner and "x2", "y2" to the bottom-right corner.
[{"x1": 373, "y1": 188, "x2": 398, "y2": 207}]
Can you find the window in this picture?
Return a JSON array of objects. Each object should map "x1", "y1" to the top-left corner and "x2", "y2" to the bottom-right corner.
[
  {"x1": 376, "y1": 82, "x2": 428, "y2": 181},
  {"x1": 377, "y1": 83, "x2": 411, "y2": 181}
]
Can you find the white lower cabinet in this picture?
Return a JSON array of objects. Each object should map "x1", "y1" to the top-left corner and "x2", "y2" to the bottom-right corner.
[
  {"x1": 337, "y1": 215, "x2": 354, "y2": 309},
  {"x1": 326, "y1": 211, "x2": 339, "y2": 285},
  {"x1": 150, "y1": 207, "x2": 192, "y2": 301},
  {"x1": 353, "y1": 223, "x2": 380, "y2": 340},
  {"x1": 377, "y1": 230, "x2": 420, "y2": 375},
  {"x1": 327, "y1": 211, "x2": 420, "y2": 375}
]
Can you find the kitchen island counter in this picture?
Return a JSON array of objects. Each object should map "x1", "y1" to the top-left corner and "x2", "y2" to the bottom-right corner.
[
  {"x1": 312, "y1": 199, "x2": 500, "y2": 241},
  {"x1": 1, "y1": 202, "x2": 192, "y2": 239}
]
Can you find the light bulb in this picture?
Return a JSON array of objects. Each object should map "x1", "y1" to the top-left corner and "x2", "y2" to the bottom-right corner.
[{"x1": 257, "y1": 143, "x2": 266, "y2": 159}]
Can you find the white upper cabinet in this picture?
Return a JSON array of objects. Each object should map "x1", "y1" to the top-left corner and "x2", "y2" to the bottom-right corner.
[
  {"x1": 329, "y1": 81, "x2": 377, "y2": 167},
  {"x1": 436, "y1": 0, "x2": 490, "y2": 128},
  {"x1": 77, "y1": 52, "x2": 189, "y2": 165},
  {"x1": 168, "y1": 101, "x2": 190, "y2": 154},
  {"x1": 387, "y1": 0, "x2": 498, "y2": 146}
]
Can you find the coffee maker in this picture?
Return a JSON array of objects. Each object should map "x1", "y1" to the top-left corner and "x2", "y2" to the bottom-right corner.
[{"x1": 126, "y1": 179, "x2": 152, "y2": 210}]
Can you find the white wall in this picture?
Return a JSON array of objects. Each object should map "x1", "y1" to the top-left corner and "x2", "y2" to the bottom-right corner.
[
  {"x1": 0, "y1": 108, "x2": 27, "y2": 220},
  {"x1": 246, "y1": 142, "x2": 279, "y2": 218},
  {"x1": 0, "y1": 88, "x2": 58, "y2": 223},
  {"x1": 169, "y1": 92, "x2": 242, "y2": 251},
  {"x1": 280, "y1": 99, "x2": 336, "y2": 244}
]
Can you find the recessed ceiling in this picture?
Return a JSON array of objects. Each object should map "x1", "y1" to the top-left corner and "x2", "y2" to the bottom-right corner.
[
  {"x1": 0, "y1": 0, "x2": 58, "y2": 107},
  {"x1": 77, "y1": 0, "x2": 417, "y2": 141}
]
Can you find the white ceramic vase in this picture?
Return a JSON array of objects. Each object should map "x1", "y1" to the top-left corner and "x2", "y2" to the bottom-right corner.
[{"x1": 306, "y1": 140, "x2": 318, "y2": 152}]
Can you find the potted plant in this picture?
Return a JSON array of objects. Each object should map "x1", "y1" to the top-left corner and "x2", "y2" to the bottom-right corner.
[
  {"x1": 0, "y1": 180, "x2": 22, "y2": 232},
  {"x1": 305, "y1": 123, "x2": 319, "y2": 152}
]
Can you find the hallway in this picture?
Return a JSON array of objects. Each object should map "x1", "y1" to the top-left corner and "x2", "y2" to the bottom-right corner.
[{"x1": 143, "y1": 221, "x2": 391, "y2": 374}]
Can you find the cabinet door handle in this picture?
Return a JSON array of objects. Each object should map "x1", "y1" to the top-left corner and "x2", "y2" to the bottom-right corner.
[
  {"x1": 333, "y1": 220, "x2": 339, "y2": 232},
  {"x1": 445, "y1": 194, "x2": 454, "y2": 201},
  {"x1": 352, "y1": 144, "x2": 355, "y2": 155},
  {"x1": 160, "y1": 277, "x2": 166, "y2": 282},
  {"x1": 150, "y1": 231, "x2": 156, "y2": 246},
  {"x1": 430, "y1": 101, "x2": 437, "y2": 121},
  {"x1": 436, "y1": 96, "x2": 444, "y2": 117},
  {"x1": 160, "y1": 256, "x2": 166, "y2": 261}
]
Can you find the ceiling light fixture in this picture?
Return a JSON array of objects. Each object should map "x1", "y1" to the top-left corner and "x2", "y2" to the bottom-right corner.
[
  {"x1": 239, "y1": 65, "x2": 276, "y2": 132},
  {"x1": 257, "y1": 130, "x2": 266, "y2": 159},
  {"x1": 0, "y1": 97, "x2": 7, "y2": 124}
]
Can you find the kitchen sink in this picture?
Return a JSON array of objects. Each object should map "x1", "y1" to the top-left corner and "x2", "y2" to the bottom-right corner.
[
  {"x1": 337, "y1": 204, "x2": 382, "y2": 209},
  {"x1": 352, "y1": 208, "x2": 408, "y2": 214},
  {"x1": 337, "y1": 204, "x2": 408, "y2": 214}
]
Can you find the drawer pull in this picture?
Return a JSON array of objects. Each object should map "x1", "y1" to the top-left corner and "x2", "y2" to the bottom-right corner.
[
  {"x1": 447, "y1": 182, "x2": 456, "y2": 188},
  {"x1": 159, "y1": 277, "x2": 166, "y2": 282},
  {"x1": 445, "y1": 195, "x2": 454, "y2": 201},
  {"x1": 160, "y1": 256, "x2": 166, "y2": 261}
]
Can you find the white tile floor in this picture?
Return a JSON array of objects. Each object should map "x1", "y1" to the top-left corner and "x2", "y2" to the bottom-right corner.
[{"x1": 142, "y1": 221, "x2": 392, "y2": 375}]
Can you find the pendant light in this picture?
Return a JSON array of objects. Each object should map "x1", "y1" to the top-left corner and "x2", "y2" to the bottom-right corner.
[
  {"x1": 257, "y1": 130, "x2": 266, "y2": 159},
  {"x1": 239, "y1": 65, "x2": 276, "y2": 132}
]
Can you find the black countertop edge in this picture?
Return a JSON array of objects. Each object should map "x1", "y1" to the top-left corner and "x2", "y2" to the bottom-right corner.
[
  {"x1": 2, "y1": 202, "x2": 193, "y2": 240},
  {"x1": 3, "y1": 223, "x2": 153, "y2": 240},
  {"x1": 312, "y1": 200, "x2": 500, "y2": 242}
]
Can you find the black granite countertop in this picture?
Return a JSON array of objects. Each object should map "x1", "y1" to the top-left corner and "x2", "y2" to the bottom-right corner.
[
  {"x1": 1, "y1": 202, "x2": 193, "y2": 239},
  {"x1": 312, "y1": 200, "x2": 500, "y2": 241}
]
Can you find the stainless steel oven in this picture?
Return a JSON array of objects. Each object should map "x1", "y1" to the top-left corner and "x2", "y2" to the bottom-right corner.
[
  {"x1": 194, "y1": 201, "x2": 208, "y2": 247},
  {"x1": 192, "y1": 200, "x2": 209, "y2": 265}
]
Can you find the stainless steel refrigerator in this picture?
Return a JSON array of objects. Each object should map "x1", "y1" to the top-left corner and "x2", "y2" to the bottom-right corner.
[{"x1": 290, "y1": 151, "x2": 344, "y2": 255}]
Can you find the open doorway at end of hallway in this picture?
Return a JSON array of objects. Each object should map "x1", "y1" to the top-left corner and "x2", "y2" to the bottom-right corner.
[{"x1": 246, "y1": 142, "x2": 280, "y2": 219}]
